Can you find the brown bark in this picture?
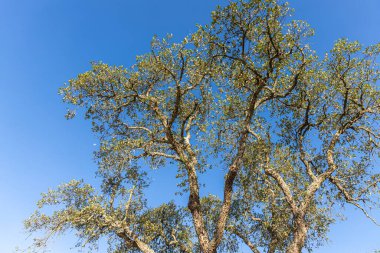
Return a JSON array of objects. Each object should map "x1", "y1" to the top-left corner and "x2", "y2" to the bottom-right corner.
[
  {"x1": 267, "y1": 241, "x2": 277, "y2": 253},
  {"x1": 286, "y1": 216, "x2": 308, "y2": 253},
  {"x1": 135, "y1": 240, "x2": 156, "y2": 253},
  {"x1": 181, "y1": 149, "x2": 212, "y2": 253},
  {"x1": 117, "y1": 230, "x2": 156, "y2": 253}
]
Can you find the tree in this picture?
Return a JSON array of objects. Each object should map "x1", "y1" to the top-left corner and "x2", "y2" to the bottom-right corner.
[{"x1": 25, "y1": 0, "x2": 380, "y2": 253}]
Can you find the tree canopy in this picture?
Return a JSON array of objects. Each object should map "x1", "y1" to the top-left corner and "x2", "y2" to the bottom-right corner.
[{"x1": 25, "y1": 0, "x2": 380, "y2": 253}]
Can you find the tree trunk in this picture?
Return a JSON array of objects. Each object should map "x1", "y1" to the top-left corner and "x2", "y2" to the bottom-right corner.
[
  {"x1": 118, "y1": 227, "x2": 156, "y2": 253},
  {"x1": 267, "y1": 239, "x2": 277, "y2": 253},
  {"x1": 286, "y1": 217, "x2": 308, "y2": 253},
  {"x1": 135, "y1": 240, "x2": 156, "y2": 253}
]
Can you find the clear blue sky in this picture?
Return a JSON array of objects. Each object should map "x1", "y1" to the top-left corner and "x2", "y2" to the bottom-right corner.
[{"x1": 0, "y1": 0, "x2": 379, "y2": 252}]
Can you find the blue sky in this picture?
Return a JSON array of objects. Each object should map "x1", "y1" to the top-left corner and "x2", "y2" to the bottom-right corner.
[{"x1": 0, "y1": 0, "x2": 380, "y2": 252}]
